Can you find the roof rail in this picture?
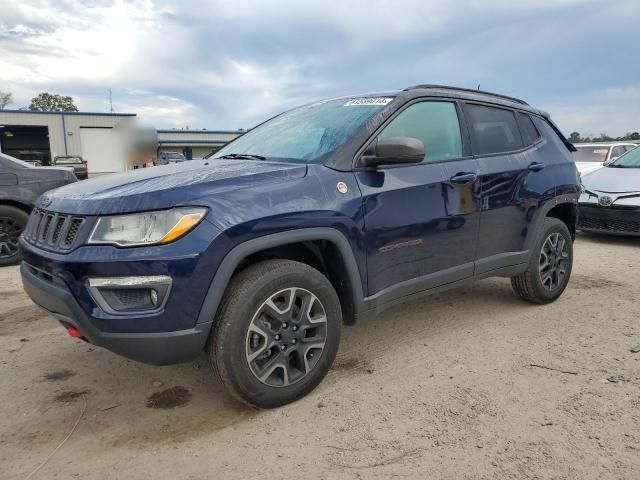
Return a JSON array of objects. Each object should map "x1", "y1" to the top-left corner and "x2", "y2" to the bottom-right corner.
[{"x1": 403, "y1": 84, "x2": 529, "y2": 106}]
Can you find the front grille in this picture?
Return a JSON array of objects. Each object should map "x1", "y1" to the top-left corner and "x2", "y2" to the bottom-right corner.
[
  {"x1": 23, "y1": 209, "x2": 87, "y2": 251},
  {"x1": 578, "y1": 206, "x2": 640, "y2": 234}
]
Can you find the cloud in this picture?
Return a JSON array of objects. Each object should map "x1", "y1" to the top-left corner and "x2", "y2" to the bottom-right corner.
[
  {"x1": 1, "y1": 0, "x2": 639, "y2": 135},
  {"x1": 543, "y1": 84, "x2": 640, "y2": 138}
]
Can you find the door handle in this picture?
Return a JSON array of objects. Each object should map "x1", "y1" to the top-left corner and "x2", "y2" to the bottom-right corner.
[
  {"x1": 528, "y1": 162, "x2": 545, "y2": 172},
  {"x1": 450, "y1": 172, "x2": 477, "y2": 184}
]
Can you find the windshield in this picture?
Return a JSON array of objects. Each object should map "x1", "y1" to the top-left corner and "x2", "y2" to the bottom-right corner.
[
  {"x1": 573, "y1": 146, "x2": 610, "y2": 163},
  {"x1": 165, "y1": 153, "x2": 184, "y2": 159},
  {"x1": 609, "y1": 145, "x2": 640, "y2": 168},
  {"x1": 214, "y1": 97, "x2": 393, "y2": 164}
]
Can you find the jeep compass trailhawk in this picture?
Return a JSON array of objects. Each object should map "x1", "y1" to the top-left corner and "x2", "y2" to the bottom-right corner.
[{"x1": 20, "y1": 85, "x2": 580, "y2": 408}]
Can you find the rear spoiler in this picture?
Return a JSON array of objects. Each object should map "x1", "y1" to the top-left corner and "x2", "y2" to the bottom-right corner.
[{"x1": 539, "y1": 111, "x2": 577, "y2": 152}]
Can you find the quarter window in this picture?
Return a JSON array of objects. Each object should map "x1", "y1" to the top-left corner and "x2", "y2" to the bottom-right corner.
[
  {"x1": 378, "y1": 101, "x2": 463, "y2": 163},
  {"x1": 466, "y1": 104, "x2": 524, "y2": 155},
  {"x1": 517, "y1": 112, "x2": 540, "y2": 146}
]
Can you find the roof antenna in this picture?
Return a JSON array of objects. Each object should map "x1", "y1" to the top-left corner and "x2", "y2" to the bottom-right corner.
[
  {"x1": 477, "y1": 84, "x2": 481, "y2": 91},
  {"x1": 108, "y1": 88, "x2": 114, "y2": 113}
]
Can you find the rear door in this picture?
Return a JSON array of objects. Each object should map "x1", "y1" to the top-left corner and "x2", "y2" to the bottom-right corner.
[
  {"x1": 354, "y1": 99, "x2": 480, "y2": 303},
  {"x1": 466, "y1": 103, "x2": 548, "y2": 273}
]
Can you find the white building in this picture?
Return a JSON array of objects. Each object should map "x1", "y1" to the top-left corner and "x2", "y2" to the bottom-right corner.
[
  {"x1": 0, "y1": 109, "x2": 243, "y2": 174},
  {"x1": 158, "y1": 129, "x2": 243, "y2": 160}
]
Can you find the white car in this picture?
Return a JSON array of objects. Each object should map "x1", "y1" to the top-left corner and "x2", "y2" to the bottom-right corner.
[{"x1": 572, "y1": 142, "x2": 638, "y2": 174}]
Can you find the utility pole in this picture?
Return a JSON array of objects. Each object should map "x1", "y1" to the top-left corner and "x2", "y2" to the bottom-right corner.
[{"x1": 108, "y1": 89, "x2": 114, "y2": 113}]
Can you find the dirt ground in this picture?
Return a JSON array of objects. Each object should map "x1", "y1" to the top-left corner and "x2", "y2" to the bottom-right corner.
[{"x1": 1, "y1": 232, "x2": 639, "y2": 480}]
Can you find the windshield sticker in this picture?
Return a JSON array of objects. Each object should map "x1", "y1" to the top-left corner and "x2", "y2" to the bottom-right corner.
[
  {"x1": 344, "y1": 97, "x2": 393, "y2": 107},
  {"x1": 593, "y1": 150, "x2": 608, "y2": 154}
]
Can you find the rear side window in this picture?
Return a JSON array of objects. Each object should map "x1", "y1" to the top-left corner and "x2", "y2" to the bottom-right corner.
[
  {"x1": 378, "y1": 101, "x2": 462, "y2": 163},
  {"x1": 466, "y1": 104, "x2": 523, "y2": 155},
  {"x1": 517, "y1": 112, "x2": 540, "y2": 146},
  {"x1": 573, "y1": 146, "x2": 609, "y2": 162}
]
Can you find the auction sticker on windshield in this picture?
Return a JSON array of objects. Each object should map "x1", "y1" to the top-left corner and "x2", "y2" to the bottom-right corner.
[{"x1": 344, "y1": 97, "x2": 393, "y2": 106}]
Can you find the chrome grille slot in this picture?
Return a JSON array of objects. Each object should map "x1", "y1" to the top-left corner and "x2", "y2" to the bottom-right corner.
[
  {"x1": 41, "y1": 214, "x2": 53, "y2": 242},
  {"x1": 51, "y1": 217, "x2": 66, "y2": 244},
  {"x1": 22, "y1": 208, "x2": 87, "y2": 252}
]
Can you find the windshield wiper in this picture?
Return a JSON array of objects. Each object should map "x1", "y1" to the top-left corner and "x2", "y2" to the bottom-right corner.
[
  {"x1": 607, "y1": 164, "x2": 628, "y2": 168},
  {"x1": 218, "y1": 153, "x2": 266, "y2": 161}
]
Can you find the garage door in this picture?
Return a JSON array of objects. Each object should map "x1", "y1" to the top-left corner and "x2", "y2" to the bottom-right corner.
[{"x1": 80, "y1": 128, "x2": 122, "y2": 175}]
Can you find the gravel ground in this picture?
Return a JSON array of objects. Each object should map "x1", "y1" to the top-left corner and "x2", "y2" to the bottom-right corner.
[{"x1": 1, "y1": 232, "x2": 639, "y2": 480}]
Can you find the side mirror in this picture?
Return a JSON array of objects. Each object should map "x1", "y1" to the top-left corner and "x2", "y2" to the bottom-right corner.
[
  {"x1": 360, "y1": 137, "x2": 425, "y2": 167},
  {"x1": 604, "y1": 157, "x2": 617, "y2": 166}
]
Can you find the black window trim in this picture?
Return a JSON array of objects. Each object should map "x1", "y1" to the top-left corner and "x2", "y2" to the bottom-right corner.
[
  {"x1": 352, "y1": 96, "x2": 472, "y2": 171},
  {"x1": 461, "y1": 101, "x2": 545, "y2": 159}
]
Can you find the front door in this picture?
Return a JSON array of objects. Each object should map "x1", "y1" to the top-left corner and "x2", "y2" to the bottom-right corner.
[{"x1": 354, "y1": 100, "x2": 480, "y2": 304}]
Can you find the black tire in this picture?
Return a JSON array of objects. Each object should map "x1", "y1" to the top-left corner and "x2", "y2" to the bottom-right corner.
[
  {"x1": 209, "y1": 259, "x2": 342, "y2": 408},
  {"x1": 511, "y1": 217, "x2": 573, "y2": 304},
  {"x1": 0, "y1": 205, "x2": 29, "y2": 267}
]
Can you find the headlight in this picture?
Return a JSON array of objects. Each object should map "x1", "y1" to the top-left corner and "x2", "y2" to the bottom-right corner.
[{"x1": 88, "y1": 207, "x2": 207, "y2": 247}]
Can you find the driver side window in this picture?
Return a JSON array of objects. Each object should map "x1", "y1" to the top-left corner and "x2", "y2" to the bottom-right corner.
[
  {"x1": 611, "y1": 146, "x2": 625, "y2": 159},
  {"x1": 378, "y1": 101, "x2": 463, "y2": 163}
]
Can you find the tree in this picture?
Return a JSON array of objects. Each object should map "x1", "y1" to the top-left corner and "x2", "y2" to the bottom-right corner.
[
  {"x1": 29, "y1": 92, "x2": 79, "y2": 112},
  {"x1": 0, "y1": 91, "x2": 13, "y2": 109},
  {"x1": 591, "y1": 133, "x2": 612, "y2": 142},
  {"x1": 568, "y1": 132, "x2": 581, "y2": 143},
  {"x1": 626, "y1": 132, "x2": 640, "y2": 141}
]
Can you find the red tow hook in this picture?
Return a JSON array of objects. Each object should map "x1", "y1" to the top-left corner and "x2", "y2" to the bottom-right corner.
[{"x1": 67, "y1": 326, "x2": 84, "y2": 339}]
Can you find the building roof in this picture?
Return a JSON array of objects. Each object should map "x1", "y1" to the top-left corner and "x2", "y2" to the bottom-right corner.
[
  {"x1": 0, "y1": 109, "x2": 136, "y2": 117},
  {"x1": 158, "y1": 140, "x2": 229, "y2": 145},
  {"x1": 156, "y1": 129, "x2": 244, "y2": 134}
]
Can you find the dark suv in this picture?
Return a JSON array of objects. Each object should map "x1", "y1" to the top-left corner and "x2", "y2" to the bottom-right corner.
[{"x1": 20, "y1": 85, "x2": 580, "y2": 408}]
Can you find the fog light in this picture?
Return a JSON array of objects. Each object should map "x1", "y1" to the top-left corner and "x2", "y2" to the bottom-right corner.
[
  {"x1": 150, "y1": 289, "x2": 159, "y2": 306},
  {"x1": 87, "y1": 276, "x2": 172, "y2": 315}
]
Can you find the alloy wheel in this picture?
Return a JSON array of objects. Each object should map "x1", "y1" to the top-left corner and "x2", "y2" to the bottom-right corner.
[
  {"x1": 0, "y1": 215, "x2": 23, "y2": 259},
  {"x1": 538, "y1": 232, "x2": 569, "y2": 291},
  {"x1": 245, "y1": 287, "x2": 328, "y2": 387}
]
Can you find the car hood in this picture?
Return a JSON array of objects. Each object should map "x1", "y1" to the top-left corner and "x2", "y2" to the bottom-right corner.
[
  {"x1": 574, "y1": 162, "x2": 603, "y2": 175},
  {"x1": 17, "y1": 166, "x2": 77, "y2": 185},
  {"x1": 582, "y1": 166, "x2": 640, "y2": 194},
  {"x1": 37, "y1": 159, "x2": 308, "y2": 215}
]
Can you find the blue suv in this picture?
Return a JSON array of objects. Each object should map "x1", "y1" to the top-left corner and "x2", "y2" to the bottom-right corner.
[{"x1": 20, "y1": 85, "x2": 580, "y2": 408}]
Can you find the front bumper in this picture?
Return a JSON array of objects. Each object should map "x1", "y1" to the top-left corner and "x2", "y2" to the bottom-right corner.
[
  {"x1": 18, "y1": 218, "x2": 233, "y2": 365},
  {"x1": 577, "y1": 204, "x2": 640, "y2": 236},
  {"x1": 21, "y1": 263, "x2": 211, "y2": 364}
]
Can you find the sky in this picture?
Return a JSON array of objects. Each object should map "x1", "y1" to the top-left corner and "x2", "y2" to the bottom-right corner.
[{"x1": 1, "y1": 0, "x2": 639, "y2": 137}]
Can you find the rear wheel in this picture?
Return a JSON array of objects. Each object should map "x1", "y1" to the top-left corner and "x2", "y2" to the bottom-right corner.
[
  {"x1": 209, "y1": 259, "x2": 342, "y2": 408},
  {"x1": 0, "y1": 205, "x2": 29, "y2": 267},
  {"x1": 511, "y1": 217, "x2": 573, "y2": 304}
]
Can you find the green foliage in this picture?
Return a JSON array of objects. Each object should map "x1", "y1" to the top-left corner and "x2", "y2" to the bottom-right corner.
[
  {"x1": 0, "y1": 91, "x2": 13, "y2": 109},
  {"x1": 567, "y1": 131, "x2": 640, "y2": 143},
  {"x1": 29, "y1": 92, "x2": 79, "y2": 112}
]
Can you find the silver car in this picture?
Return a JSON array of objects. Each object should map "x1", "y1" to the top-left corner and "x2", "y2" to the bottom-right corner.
[
  {"x1": 573, "y1": 142, "x2": 638, "y2": 175},
  {"x1": 578, "y1": 146, "x2": 640, "y2": 236}
]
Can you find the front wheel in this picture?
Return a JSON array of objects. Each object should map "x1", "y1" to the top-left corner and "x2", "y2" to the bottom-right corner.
[
  {"x1": 0, "y1": 205, "x2": 29, "y2": 267},
  {"x1": 511, "y1": 217, "x2": 573, "y2": 304},
  {"x1": 209, "y1": 259, "x2": 342, "y2": 408}
]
